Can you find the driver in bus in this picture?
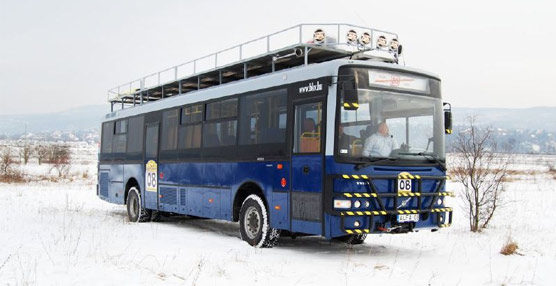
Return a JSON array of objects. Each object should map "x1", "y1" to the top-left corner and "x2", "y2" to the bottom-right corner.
[{"x1": 362, "y1": 122, "x2": 398, "y2": 157}]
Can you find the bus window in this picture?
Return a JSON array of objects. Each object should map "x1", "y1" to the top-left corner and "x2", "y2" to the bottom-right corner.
[
  {"x1": 161, "y1": 109, "x2": 179, "y2": 151},
  {"x1": 113, "y1": 119, "x2": 127, "y2": 154},
  {"x1": 293, "y1": 102, "x2": 322, "y2": 153},
  {"x1": 127, "y1": 116, "x2": 144, "y2": 154},
  {"x1": 239, "y1": 89, "x2": 287, "y2": 145},
  {"x1": 203, "y1": 120, "x2": 237, "y2": 147},
  {"x1": 101, "y1": 122, "x2": 114, "y2": 154}
]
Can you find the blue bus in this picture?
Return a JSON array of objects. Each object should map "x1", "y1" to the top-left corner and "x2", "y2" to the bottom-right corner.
[{"x1": 98, "y1": 24, "x2": 453, "y2": 247}]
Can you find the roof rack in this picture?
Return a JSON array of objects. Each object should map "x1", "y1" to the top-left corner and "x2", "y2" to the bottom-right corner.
[{"x1": 108, "y1": 23, "x2": 400, "y2": 111}]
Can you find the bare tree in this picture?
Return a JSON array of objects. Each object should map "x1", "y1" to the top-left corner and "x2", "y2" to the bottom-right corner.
[
  {"x1": 34, "y1": 145, "x2": 49, "y2": 165},
  {"x1": 48, "y1": 145, "x2": 71, "y2": 177},
  {"x1": 451, "y1": 117, "x2": 512, "y2": 232},
  {"x1": 19, "y1": 143, "x2": 33, "y2": 165},
  {"x1": 0, "y1": 146, "x2": 16, "y2": 175}
]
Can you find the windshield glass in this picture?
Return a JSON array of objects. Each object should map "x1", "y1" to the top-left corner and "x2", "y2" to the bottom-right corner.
[{"x1": 337, "y1": 89, "x2": 445, "y2": 162}]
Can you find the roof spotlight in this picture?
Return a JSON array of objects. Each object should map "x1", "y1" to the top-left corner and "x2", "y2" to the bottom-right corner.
[
  {"x1": 346, "y1": 29, "x2": 358, "y2": 45},
  {"x1": 359, "y1": 32, "x2": 371, "y2": 46},
  {"x1": 377, "y1": 35, "x2": 388, "y2": 49},
  {"x1": 389, "y1": 38, "x2": 401, "y2": 53},
  {"x1": 313, "y1": 29, "x2": 326, "y2": 45}
]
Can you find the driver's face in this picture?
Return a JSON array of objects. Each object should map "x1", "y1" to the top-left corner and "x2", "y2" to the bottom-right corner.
[{"x1": 378, "y1": 123, "x2": 389, "y2": 135}]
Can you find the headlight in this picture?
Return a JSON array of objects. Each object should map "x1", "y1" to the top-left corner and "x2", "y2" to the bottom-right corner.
[
  {"x1": 354, "y1": 200, "x2": 361, "y2": 208},
  {"x1": 437, "y1": 198, "x2": 443, "y2": 205},
  {"x1": 334, "y1": 199, "x2": 352, "y2": 209},
  {"x1": 354, "y1": 220, "x2": 361, "y2": 227}
]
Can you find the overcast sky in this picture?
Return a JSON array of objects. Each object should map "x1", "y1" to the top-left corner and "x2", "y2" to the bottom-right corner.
[{"x1": 1, "y1": 0, "x2": 554, "y2": 115}]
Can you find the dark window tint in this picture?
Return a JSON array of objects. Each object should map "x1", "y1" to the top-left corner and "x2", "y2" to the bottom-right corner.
[
  {"x1": 178, "y1": 124, "x2": 202, "y2": 149},
  {"x1": 145, "y1": 125, "x2": 159, "y2": 158},
  {"x1": 115, "y1": 120, "x2": 127, "y2": 134},
  {"x1": 161, "y1": 109, "x2": 179, "y2": 150},
  {"x1": 239, "y1": 89, "x2": 287, "y2": 145},
  {"x1": 203, "y1": 120, "x2": 237, "y2": 148},
  {"x1": 113, "y1": 134, "x2": 127, "y2": 153},
  {"x1": 206, "y1": 98, "x2": 237, "y2": 120},
  {"x1": 127, "y1": 116, "x2": 144, "y2": 153},
  {"x1": 101, "y1": 122, "x2": 114, "y2": 154},
  {"x1": 181, "y1": 104, "x2": 203, "y2": 124}
]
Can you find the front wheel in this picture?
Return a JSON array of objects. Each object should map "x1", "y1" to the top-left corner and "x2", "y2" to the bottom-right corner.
[
  {"x1": 336, "y1": 234, "x2": 367, "y2": 245},
  {"x1": 126, "y1": 187, "x2": 151, "y2": 223},
  {"x1": 239, "y1": 194, "x2": 280, "y2": 248}
]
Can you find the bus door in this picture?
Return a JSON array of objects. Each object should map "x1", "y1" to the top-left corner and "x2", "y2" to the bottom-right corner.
[
  {"x1": 143, "y1": 122, "x2": 159, "y2": 210},
  {"x1": 290, "y1": 99, "x2": 325, "y2": 234}
]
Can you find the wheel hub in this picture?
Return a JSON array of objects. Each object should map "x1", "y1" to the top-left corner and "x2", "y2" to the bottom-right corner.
[{"x1": 244, "y1": 206, "x2": 261, "y2": 239}]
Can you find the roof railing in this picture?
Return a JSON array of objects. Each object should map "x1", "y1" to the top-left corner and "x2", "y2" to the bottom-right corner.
[{"x1": 107, "y1": 23, "x2": 400, "y2": 108}]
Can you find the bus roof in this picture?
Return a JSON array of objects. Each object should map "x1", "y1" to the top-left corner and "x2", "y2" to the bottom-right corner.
[
  {"x1": 102, "y1": 59, "x2": 440, "y2": 122},
  {"x1": 107, "y1": 24, "x2": 408, "y2": 109}
]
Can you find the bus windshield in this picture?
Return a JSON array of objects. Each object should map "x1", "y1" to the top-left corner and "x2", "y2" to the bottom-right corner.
[{"x1": 337, "y1": 89, "x2": 445, "y2": 162}]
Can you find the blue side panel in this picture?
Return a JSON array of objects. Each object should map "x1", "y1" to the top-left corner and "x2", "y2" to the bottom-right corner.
[
  {"x1": 219, "y1": 189, "x2": 232, "y2": 220},
  {"x1": 188, "y1": 187, "x2": 204, "y2": 217},
  {"x1": 98, "y1": 164, "x2": 125, "y2": 205},
  {"x1": 291, "y1": 155, "x2": 322, "y2": 192},
  {"x1": 270, "y1": 192, "x2": 289, "y2": 229},
  {"x1": 292, "y1": 220, "x2": 321, "y2": 235},
  {"x1": 202, "y1": 190, "x2": 220, "y2": 218}
]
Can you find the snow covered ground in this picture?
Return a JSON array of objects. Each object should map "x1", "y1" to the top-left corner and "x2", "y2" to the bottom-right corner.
[{"x1": 0, "y1": 153, "x2": 555, "y2": 285}]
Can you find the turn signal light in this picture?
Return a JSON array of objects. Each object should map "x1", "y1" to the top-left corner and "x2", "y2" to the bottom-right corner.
[
  {"x1": 277, "y1": 164, "x2": 283, "y2": 170},
  {"x1": 281, "y1": 178, "x2": 287, "y2": 188}
]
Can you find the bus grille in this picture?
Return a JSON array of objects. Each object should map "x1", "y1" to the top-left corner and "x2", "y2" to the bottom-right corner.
[
  {"x1": 179, "y1": 189, "x2": 186, "y2": 206},
  {"x1": 99, "y1": 172, "x2": 109, "y2": 198},
  {"x1": 160, "y1": 187, "x2": 178, "y2": 205}
]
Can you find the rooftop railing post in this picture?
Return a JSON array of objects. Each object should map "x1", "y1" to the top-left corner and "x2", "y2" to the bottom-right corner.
[
  {"x1": 239, "y1": 45, "x2": 242, "y2": 60},
  {"x1": 157, "y1": 72, "x2": 161, "y2": 86},
  {"x1": 298, "y1": 25, "x2": 302, "y2": 44},
  {"x1": 178, "y1": 80, "x2": 182, "y2": 94},
  {"x1": 174, "y1": 67, "x2": 178, "y2": 81},
  {"x1": 215, "y1": 53, "x2": 218, "y2": 68},
  {"x1": 266, "y1": 35, "x2": 270, "y2": 52}
]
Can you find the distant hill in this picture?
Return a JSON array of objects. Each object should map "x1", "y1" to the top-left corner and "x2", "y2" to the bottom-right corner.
[
  {"x1": 0, "y1": 105, "x2": 110, "y2": 135},
  {"x1": 0, "y1": 104, "x2": 555, "y2": 135},
  {"x1": 452, "y1": 107, "x2": 556, "y2": 131}
]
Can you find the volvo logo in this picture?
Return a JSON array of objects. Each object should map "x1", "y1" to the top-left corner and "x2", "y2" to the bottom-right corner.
[{"x1": 398, "y1": 197, "x2": 411, "y2": 208}]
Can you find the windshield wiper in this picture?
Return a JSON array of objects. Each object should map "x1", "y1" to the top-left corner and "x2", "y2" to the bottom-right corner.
[
  {"x1": 354, "y1": 157, "x2": 397, "y2": 170},
  {"x1": 398, "y1": 152, "x2": 447, "y2": 171}
]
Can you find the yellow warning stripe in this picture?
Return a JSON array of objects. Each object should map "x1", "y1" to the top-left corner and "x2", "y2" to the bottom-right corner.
[
  {"x1": 341, "y1": 208, "x2": 452, "y2": 216},
  {"x1": 430, "y1": 207, "x2": 453, "y2": 212},
  {"x1": 342, "y1": 193, "x2": 378, "y2": 198},
  {"x1": 397, "y1": 191, "x2": 421, "y2": 197},
  {"x1": 439, "y1": 223, "x2": 451, "y2": 228},
  {"x1": 397, "y1": 209, "x2": 419, "y2": 214},
  {"x1": 341, "y1": 174, "x2": 371, "y2": 180},
  {"x1": 343, "y1": 103, "x2": 360, "y2": 109},
  {"x1": 345, "y1": 229, "x2": 370, "y2": 234},
  {"x1": 438, "y1": 192, "x2": 455, "y2": 197}
]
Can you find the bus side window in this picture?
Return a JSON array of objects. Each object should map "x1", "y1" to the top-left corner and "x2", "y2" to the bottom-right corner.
[{"x1": 294, "y1": 102, "x2": 322, "y2": 153}]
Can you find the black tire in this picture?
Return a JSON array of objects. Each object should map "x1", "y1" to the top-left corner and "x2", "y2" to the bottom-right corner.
[
  {"x1": 126, "y1": 187, "x2": 151, "y2": 223},
  {"x1": 239, "y1": 194, "x2": 280, "y2": 248},
  {"x1": 336, "y1": 234, "x2": 367, "y2": 245}
]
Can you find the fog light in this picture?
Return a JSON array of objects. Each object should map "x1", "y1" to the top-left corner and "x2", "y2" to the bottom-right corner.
[
  {"x1": 334, "y1": 199, "x2": 351, "y2": 209},
  {"x1": 354, "y1": 200, "x2": 361, "y2": 208},
  {"x1": 439, "y1": 215, "x2": 444, "y2": 223},
  {"x1": 364, "y1": 200, "x2": 370, "y2": 208},
  {"x1": 437, "y1": 198, "x2": 443, "y2": 205},
  {"x1": 354, "y1": 221, "x2": 360, "y2": 227}
]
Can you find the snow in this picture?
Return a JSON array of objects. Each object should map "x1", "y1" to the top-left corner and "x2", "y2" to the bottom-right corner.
[{"x1": 1, "y1": 154, "x2": 555, "y2": 285}]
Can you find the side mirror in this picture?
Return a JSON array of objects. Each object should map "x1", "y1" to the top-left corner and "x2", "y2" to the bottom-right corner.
[
  {"x1": 341, "y1": 81, "x2": 359, "y2": 110},
  {"x1": 443, "y1": 102, "x2": 452, "y2": 134}
]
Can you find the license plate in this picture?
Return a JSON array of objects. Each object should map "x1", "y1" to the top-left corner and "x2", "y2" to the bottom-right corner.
[
  {"x1": 398, "y1": 214, "x2": 419, "y2": 222},
  {"x1": 398, "y1": 178, "x2": 412, "y2": 191}
]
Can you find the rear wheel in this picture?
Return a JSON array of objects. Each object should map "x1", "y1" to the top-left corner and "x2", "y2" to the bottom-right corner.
[
  {"x1": 126, "y1": 187, "x2": 151, "y2": 223},
  {"x1": 239, "y1": 194, "x2": 280, "y2": 248},
  {"x1": 336, "y1": 234, "x2": 367, "y2": 245}
]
